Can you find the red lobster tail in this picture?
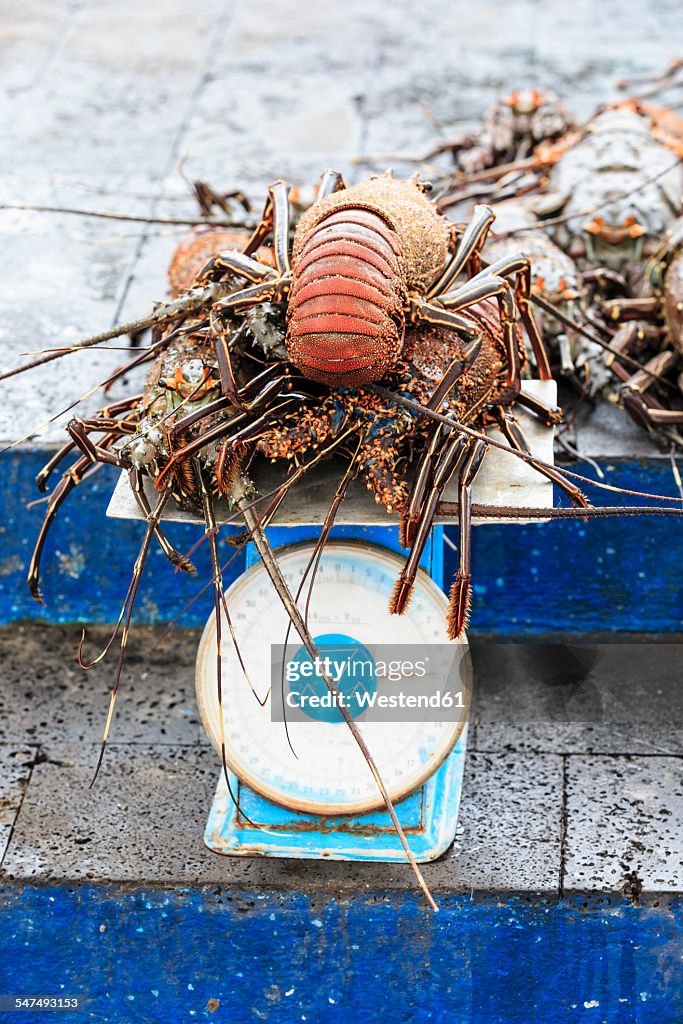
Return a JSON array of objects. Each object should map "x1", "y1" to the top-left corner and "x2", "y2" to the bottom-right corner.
[
  {"x1": 389, "y1": 572, "x2": 413, "y2": 616},
  {"x1": 287, "y1": 209, "x2": 406, "y2": 386},
  {"x1": 216, "y1": 439, "x2": 246, "y2": 496},
  {"x1": 447, "y1": 573, "x2": 472, "y2": 640},
  {"x1": 398, "y1": 511, "x2": 418, "y2": 550}
]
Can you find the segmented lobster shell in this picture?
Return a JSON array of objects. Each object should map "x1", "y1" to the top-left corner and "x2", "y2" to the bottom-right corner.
[{"x1": 287, "y1": 208, "x2": 406, "y2": 386}]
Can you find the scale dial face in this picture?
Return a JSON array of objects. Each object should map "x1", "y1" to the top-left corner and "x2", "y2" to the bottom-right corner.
[{"x1": 196, "y1": 541, "x2": 468, "y2": 815}]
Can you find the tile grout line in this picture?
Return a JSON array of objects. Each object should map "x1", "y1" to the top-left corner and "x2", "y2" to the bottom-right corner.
[
  {"x1": 6, "y1": 1, "x2": 79, "y2": 101},
  {"x1": 473, "y1": 748, "x2": 683, "y2": 759},
  {"x1": 0, "y1": 745, "x2": 41, "y2": 875},
  {"x1": 111, "y1": 0, "x2": 238, "y2": 326}
]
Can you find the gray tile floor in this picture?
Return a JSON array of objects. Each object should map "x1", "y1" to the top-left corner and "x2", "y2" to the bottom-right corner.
[
  {"x1": 0, "y1": 626, "x2": 680, "y2": 896},
  {"x1": 2, "y1": 0, "x2": 681, "y2": 452}
]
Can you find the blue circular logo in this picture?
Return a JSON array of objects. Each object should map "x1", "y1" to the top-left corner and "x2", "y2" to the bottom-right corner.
[{"x1": 287, "y1": 633, "x2": 376, "y2": 724}]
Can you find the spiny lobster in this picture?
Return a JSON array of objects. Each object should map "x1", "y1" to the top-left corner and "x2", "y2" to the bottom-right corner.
[
  {"x1": 26, "y1": 171, "x2": 570, "y2": 643},
  {"x1": 14, "y1": 169, "x2": 683, "y2": 913},
  {"x1": 431, "y1": 91, "x2": 683, "y2": 443}
]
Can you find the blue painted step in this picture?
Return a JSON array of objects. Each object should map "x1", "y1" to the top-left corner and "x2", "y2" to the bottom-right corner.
[
  {"x1": 0, "y1": 884, "x2": 680, "y2": 1024},
  {"x1": 2, "y1": 449, "x2": 681, "y2": 633}
]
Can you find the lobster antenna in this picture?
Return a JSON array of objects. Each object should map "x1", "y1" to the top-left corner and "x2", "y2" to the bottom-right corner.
[
  {"x1": 437, "y1": 502, "x2": 683, "y2": 520},
  {"x1": 371, "y1": 385, "x2": 683, "y2": 505},
  {"x1": 0, "y1": 282, "x2": 227, "y2": 383},
  {"x1": 234, "y1": 472, "x2": 439, "y2": 912},
  {"x1": 278, "y1": 430, "x2": 363, "y2": 759},
  {"x1": 1, "y1": 202, "x2": 255, "y2": 230},
  {"x1": 0, "y1": 329, "x2": 182, "y2": 458}
]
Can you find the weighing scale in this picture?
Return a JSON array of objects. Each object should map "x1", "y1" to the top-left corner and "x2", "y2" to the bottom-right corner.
[{"x1": 108, "y1": 380, "x2": 555, "y2": 865}]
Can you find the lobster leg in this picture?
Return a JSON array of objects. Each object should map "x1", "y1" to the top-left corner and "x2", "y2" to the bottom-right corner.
[
  {"x1": 28, "y1": 419, "x2": 136, "y2": 601},
  {"x1": 514, "y1": 390, "x2": 564, "y2": 426},
  {"x1": 424, "y1": 338, "x2": 483, "y2": 411},
  {"x1": 169, "y1": 396, "x2": 236, "y2": 438},
  {"x1": 195, "y1": 250, "x2": 277, "y2": 287},
  {"x1": 427, "y1": 204, "x2": 496, "y2": 298},
  {"x1": 226, "y1": 399, "x2": 300, "y2": 446},
  {"x1": 407, "y1": 296, "x2": 482, "y2": 340},
  {"x1": 615, "y1": 347, "x2": 683, "y2": 433},
  {"x1": 211, "y1": 276, "x2": 291, "y2": 317},
  {"x1": 399, "y1": 425, "x2": 446, "y2": 548},
  {"x1": 211, "y1": 315, "x2": 247, "y2": 407},
  {"x1": 155, "y1": 395, "x2": 297, "y2": 493},
  {"x1": 580, "y1": 267, "x2": 629, "y2": 294},
  {"x1": 66, "y1": 418, "x2": 129, "y2": 468},
  {"x1": 390, "y1": 432, "x2": 468, "y2": 615},
  {"x1": 243, "y1": 180, "x2": 292, "y2": 277},
  {"x1": 603, "y1": 323, "x2": 683, "y2": 434},
  {"x1": 209, "y1": 277, "x2": 291, "y2": 404},
  {"x1": 440, "y1": 253, "x2": 552, "y2": 381},
  {"x1": 35, "y1": 399, "x2": 141, "y2": 491},
  {"x1": 317, "y1": 169, "x2": 347, "y2": 201},
  {"x1": 398, "y1": 339, "x2": 483, "y2": 544},
  {"x1": 493, "y1": 408, "x2": 590, "y2": 508},
  {"x1": 28, "y1": 455, "x2": 92, "y2": 603},
  {"x1": 128, "y1": 468, "x2": 196, "y2": 573},
  {"x1": 153, "y1": 415, "x2": 252, "y2": 492},
  {"x1": 601, "y1": 296, "x2": 660, "y2": 322},
  {"x1": 210, "y1": 319, "x2": 290, "y2": 412},
  {"x1": 447, "y1": 439, "x2": 488, "y2": 640},
  {"x1": 486, "y1": 254, "x2": 552, "y2": 381},
  {"x1": 38, "y1": 414, "x2": 189, "y2": 580},
  {"x1": 437, "y1": 274, "x2": 524, "y2": 398}
]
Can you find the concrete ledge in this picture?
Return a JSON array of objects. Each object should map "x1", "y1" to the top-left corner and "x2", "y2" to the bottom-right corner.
[{"x1": 1, "y1": 625, "x2": 680, "y2": 898}]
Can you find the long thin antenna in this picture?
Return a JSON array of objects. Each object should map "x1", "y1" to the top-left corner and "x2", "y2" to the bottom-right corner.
[{"x1": 234, "y1": 473, "x2": 439, "y2": 912}]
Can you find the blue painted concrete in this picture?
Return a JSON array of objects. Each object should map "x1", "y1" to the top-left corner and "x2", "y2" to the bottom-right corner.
[
  {"x1": 0, "y1": 884, "x2": 679, "y2": 1023},
  {"x1": 2, "y1": 449, "x2": 682, "y2": 633}
]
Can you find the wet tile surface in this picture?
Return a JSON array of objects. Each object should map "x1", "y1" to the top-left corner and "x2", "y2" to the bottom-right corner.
[
  {"x1": 0, "y1": 624, "x2": 680, "y2": 893},
  {"x1": 443, "y1": 752, "x2": 563, "y2": 892},
  {"x1": 470, "y1": 640, "x2": 683, "y2": 756},
  {"x1": 0, "y1": 745, "x2": 35, "y2": 862},
  {"x1": 0, "y1": 743, "x2": 216, "y2": 883},
  {"x1": 0, "y1": 624, "x2": 203, "y2": 751},
  {"x1": 564, "y1": 755, "x2": 683, "y2": 893},
  {"x1": 0, "y1": 736, "x2": 562, "y2": 893}
]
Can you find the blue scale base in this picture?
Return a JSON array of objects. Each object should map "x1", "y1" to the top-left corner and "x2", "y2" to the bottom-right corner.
[{"x1": 204, "y1": 727, "x2": 467, "y2": 862}]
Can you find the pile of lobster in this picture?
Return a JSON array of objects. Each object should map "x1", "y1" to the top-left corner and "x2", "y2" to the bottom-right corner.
[
  {"x1": 7, "y1": 61, "x2": 683, "y2": 907},
  {"x1": 18, "y1": 74, "x2": 683, "y2": 656},
  {"x1": 24, "y1": 172, "x2": 587, "y2": 643},
  {"x1": 364, "y1": 69, "x2": 683, "y2": 444}
]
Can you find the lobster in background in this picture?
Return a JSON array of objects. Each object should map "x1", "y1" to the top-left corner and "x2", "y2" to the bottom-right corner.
[{"x1": 429, "y1": 92, "x2": 683, "y2": 443}]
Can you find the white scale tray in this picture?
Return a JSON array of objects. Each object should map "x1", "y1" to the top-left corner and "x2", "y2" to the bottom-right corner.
[{"x1": 107, "y1": 380, "x2": 556, "y2": 526}]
